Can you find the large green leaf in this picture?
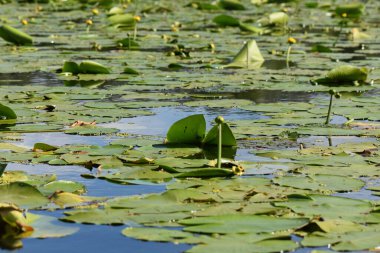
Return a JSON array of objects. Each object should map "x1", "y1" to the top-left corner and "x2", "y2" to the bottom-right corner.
[
  {"x1": 225, "y1": 40, "x2": 264, "y2": 68},
  {"x1": 0, "y1": 182, "x2": 49, "y2": 209},
  {"x1": 180, "y1": 214, "x2": 309, "y2": 234},
  {"x1": 212, "y1": 14, "x2": 240, "y2": 27},
  {"x1": 272, "y1": 174, "x2": 365, "y2": 192},
  {"x1": 166, "y1": 114, "x2": 206, "y2": 144},
  {"x1": 203, "y1": 123, "x2": 237, "y2": 146},
  {"x1": 0, "y1": 25, "x2": 33, "y2": 45},
  {"x1": 0, "y1": 103, "x2": 17, "y2": 120},
  {"x1": 313, "y1": 65, "x2": 368, "y2": 85}
]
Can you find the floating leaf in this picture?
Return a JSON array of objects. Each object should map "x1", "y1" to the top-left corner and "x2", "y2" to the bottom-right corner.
[
  {"x1": 117, "y1": 38, "x2": 139, "y2": 48},
  {"x1": 38, "y1": 180, "x2": 86, "y2": 196},
  {"x1": 311, "y1": 44, "x2": 332, "y2": 53},
  {"x1": 175, "y1": 168, "x2": 235, "y2": 178},
  {"x1": 180, "y1": 214, "x2": 309, "y2": 234},
  {"x1": 0, "y1": 25, "x2": 33, "y2": 45},
  {"x1": 33, "y1": 143, "x2": 57, "y2": 152},
  {"x1": 166, "y1": 114, "x2": 206, "y2": 144},
  {"x1": 335, "y1": 3, "x2": 364, "y2": 19},
  {"x1": 64, "y1": 125, "x2": 119, "y2": 136},
  {"x1": 0, "y1": 182, "x2": 48, "y2": 209},
  {"x1": 272, "y1": 174, "x2": 365, "y2": 192}
]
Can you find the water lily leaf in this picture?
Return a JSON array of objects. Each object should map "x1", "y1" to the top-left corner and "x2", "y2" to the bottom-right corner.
[
  {"x1": 188, "y1": 237, "x2": 299, "y2": 253},
  {"x1": 0, "y1": 143, "x2": 27, "y2": 153},
  {"x1": 117, "y1": 38, "x2": 139, "y2": 48},
  {"x1": 122, "y1": 67, "x2": 139, "y2": 75},
  {"x1": 238, "y1": 23, "x2": 264, "y2": 34},
  {"x1": 203, "y1": 123, "x2": 237, "y2": 147},
  {"x1": 38, "y1": 180, "x2": 86, "y2": 196},
  {"x1": 312, "y1": 65, "x2": 368, "y2": 85},
  {"x1": 212, "y1": 14, "x2": 240, "y2": 27},
  {"x1": 226, "y1": 40, "x2": 264, "y2": 68},
  {"x1": 28, "y1": 213, "x2": 79, "y2": 239},
  {"x1": 0, "y1": 25, "x2": 33, "y2": 45},
  {"x1": 311, "y1": 44, "x2": 332, "y2": 53},
  {"x1": 61, "y1": 208, "x2": 134, "y2": 225},
  {"x1": 49, "y1": 191, "x2": 99, "y2": 208},
  {"x1": 108, "y1": 14, "x2": 136, "y2": 26},
  {"x1": 33, "y1": 142, "x2": 57, "y2": 152},
  {"x1": 272, "y1": 174, "x2": 365, "y2": 192},
  {"x1": 274, "y1": 194, "x2": 372, "y2": 221},
  {"x1": 64, "y1": 125, "x2": 119, "y2": 136},
  {"x1": 175, "y1": 168, "x2": 235, "y2": 178},
  {"x1": 166, "y1": 114, "x2": 206, "y2": 144},
  {"x1": 0, "y1": 103, "x2": 17, "y2": 120},
  {"x1": 217, "y1": 0, "x2": 245, "y2": 10},
  {"x1": 0, "y1": 182, "x2": 49, "y2": 209},
  {"x1": 62, "y1": 61, "x2": 80, "y2": 75},
  {"x1": 103, "y1": 167, "x2": 173, "y2": 183},
  {"x1": 303, "y1": 230, "x2": 380, "y2": 251},
  {"x1": 335, "y1": 3, "x2": 364, "y2": 19},
  {"x1": 180, "y1": 215, "x2": 309, "y2": 234},
  {"x1": 122, "y1": 227, "x2": 201, "y2": 243},
  {"x1": 79, "y1": 61, "x2": 110, "y2": 74},
  {"x1": 269, "y1": 12, "x2": 289, "y2": 26}
]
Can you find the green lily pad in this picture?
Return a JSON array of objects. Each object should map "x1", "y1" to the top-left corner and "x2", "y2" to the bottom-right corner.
[
  {"x1": 38, "y1": 180, "x2": 86, "y2": 196},
  {"x1": 180, "y1": 214, "x2": 309, "y2": 234},
  {"x1": 64, "y1": 126, "x2": 119, "y2": 136},
  {"x1": 272, "y1": 174, "x2": 365, "y2": 192},
  {"x1": 0, "y1": 182, "x2": 49, "y2": 209}
]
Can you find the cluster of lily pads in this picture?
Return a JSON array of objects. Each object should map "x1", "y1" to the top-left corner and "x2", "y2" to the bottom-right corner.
[{"x1": 0, "y1": 0, "x2": 380, "y2": 252}]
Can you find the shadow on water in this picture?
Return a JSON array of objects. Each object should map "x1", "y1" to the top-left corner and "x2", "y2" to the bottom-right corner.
[
  {"x1": 262, "y1": 59, "x2": 297, "y2": 70},
  {"x1": 232, "y1": 89, "x2": 313, "y2": 103}
]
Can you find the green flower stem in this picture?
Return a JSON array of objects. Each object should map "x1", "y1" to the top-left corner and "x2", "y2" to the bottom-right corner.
[
  {"x1": 286, "y1": 45, "x2": 292, "y2": 68},
  {"x1": 215, "y1": 116, "x2": 224, "y2": 169},
  {"x1": 325, "y1": 93, "x2": 333, "y2": 125},
  {"x1": 218, "y1": 123, "x2": 222, "y2": 169}
]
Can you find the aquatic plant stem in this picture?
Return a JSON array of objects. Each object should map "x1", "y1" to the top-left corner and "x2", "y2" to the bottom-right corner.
[
  {"x1": 286, "y1": 45, "x2": 292, "y2": 68},
  {"x1": 218, "y1": 123, "x2": 222, "y2": 169},
  {"x1": 325, "y1": 93, "x2": 333, "y2": 125},
  {"x1": 215, "y1": 116, "x2": 224, "y2": 169}
]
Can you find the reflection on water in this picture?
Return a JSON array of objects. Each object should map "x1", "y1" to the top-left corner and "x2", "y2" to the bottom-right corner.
[
  {"x1": 0, "y1": 72, "x2": 63, "y2": 86},
  {"x1": 233, "y1": 89, "x2": 313, "y2": 103}
]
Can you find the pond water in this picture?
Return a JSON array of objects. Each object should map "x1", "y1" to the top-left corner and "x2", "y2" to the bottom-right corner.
[{"x1": 1, "y1": 0, "x2": 380, "y2": 252}]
